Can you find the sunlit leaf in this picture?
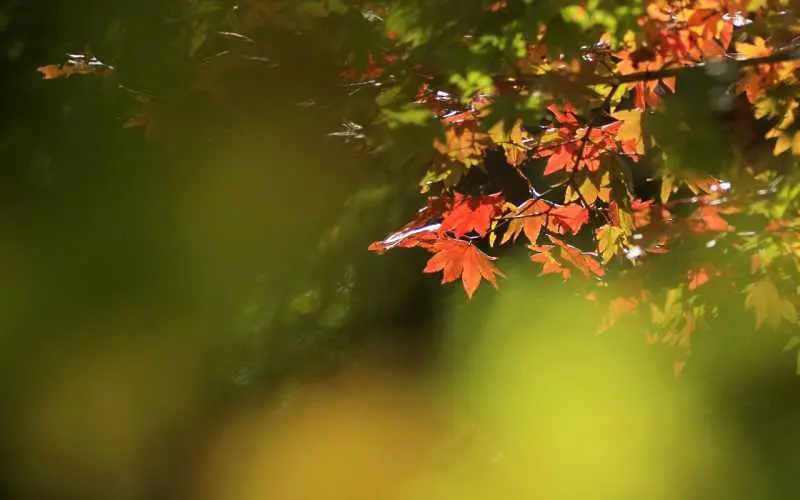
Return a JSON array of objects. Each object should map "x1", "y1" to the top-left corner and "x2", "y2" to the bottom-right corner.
[
  {"x1": 744, "y1": 277, "x2": 797, "y2": 329},
  {"x1": 596, "y1": 225, "x2": 626, "y2": 263},
  {"x1": 441, "y1": 192, "x2": 503, "y2": 237},
  {"x1": 423, "y1": 238, "x2": 504, "y2": 298}
]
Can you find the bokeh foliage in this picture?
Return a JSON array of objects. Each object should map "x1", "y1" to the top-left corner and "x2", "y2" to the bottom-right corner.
[{"x1": 4, "y1": 1, "x2": 800, "y2": 500}]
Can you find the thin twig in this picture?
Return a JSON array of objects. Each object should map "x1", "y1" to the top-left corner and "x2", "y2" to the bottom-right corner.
[
  {"x1": 499, "y1": 48, "x2": 800, "y2": 87},
  {"x1": 566, "y1": 85, "x2": 619, "y2": 225}
]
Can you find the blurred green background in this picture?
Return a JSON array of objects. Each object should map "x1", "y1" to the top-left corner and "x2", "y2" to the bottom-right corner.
[{"x1": 1, "y1": 2, "x2": 800, "y2": 499}]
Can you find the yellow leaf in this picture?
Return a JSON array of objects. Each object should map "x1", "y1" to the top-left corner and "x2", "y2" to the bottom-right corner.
[
  {"x1": 566, "y1": 171, "x2": 611, "y2": 204},
  {"x1": 611, "y1": 110, "x2": 644, "y2": 153},
  {"x1": 565, "y1": 176, "x2": 596, "y2": 204},
  {"x1": 611, "y1": 110, "x2": 642, "y2": 140},
  {"x1": 529, "y1": 127, "x2": 562, "y2": 150},
  {"x1": 744, "y1": 277, "x2": 797, "y2": 329},
  {"x1": 503, "y1": 143, "x2": 528, "y2": 166},
  {"x1": 773, "y1": 133, "x2": 793, "y2": 155},
  {"x1": 596, "y1": 225, "x2": 626, "y2": 263},
  {"x1": 617, "y1": 206, "x2": 634, "y2": 234},
  {"x1": 488, "y1": 119, "x2": 526, "y2": 145},
  {"x1": 664, "y1": 287, "x2": 683, "y2": 318},
  {"x1": 660, "y1": 173, "x2": 675, "y2": 204},
  {"x1": 581, "y1": 177, "x2": 599, "y2": 204},
  {"x1": 735, "y1": 37, "x2": 771, "y2": 59},
  {"x1": 488, "y1": 220, "x2": 499, "y2": 247},
  {"x1": 684, "y1": 175, "x2": 719, "y2": 194},
  {"x1": 598, "y1": 186, "x2": 612, "y2": 203},
  {"x1": 792, "y1": 131, "x2": 800, "y2": 155},
  {"x1": 650, "y1": 303, "x2": 667, "y2": 326},
  {"x1": 754, "y1": 97, "x2": 777, "y2": 119},
  {"x1": 776, "y1": 100, "x2": 798, "y2": 129}
]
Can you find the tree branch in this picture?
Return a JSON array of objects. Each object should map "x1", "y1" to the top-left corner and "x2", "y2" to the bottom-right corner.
[{"x1": 506, "y1": 48, "x2": 800, "y2": 87}]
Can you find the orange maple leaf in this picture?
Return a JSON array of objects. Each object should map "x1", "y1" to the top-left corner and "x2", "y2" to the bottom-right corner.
[
  {"x1": 687, "y1": 266, "x2": 722, "y2": 290},
  {"x1": 551, "y1": 235, "x2": 605, "y2": 278},
  {"x1": 688, "y1": 205, "x2": 730, "y2": 232},
  {"x1": 440, "y1": 192, "x2": 503, "y2": 237},
  {"x1": 530, "y1": 235, "x2": 605, "y2": 280},
  {"x1": 501, "y1": 198, "x2": 550, "y2": 245},
  {"x1": 600, "y1": 295, "x2": 640, "y2": 332},
  {"x1": 687, "y1": 268, "x2": 710, "y2": 291},
  {"x1": 423, "y1": 239, "x2": 504, "y2": 298},
  {"x1": 530, "y1": 244, "x2": 569, "y2": 279},
  {"x1": 37, "y1": 64, "x2": 67, "y2": 79}
]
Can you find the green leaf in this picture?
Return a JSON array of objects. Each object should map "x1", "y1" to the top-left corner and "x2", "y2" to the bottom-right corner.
[
  {"x1": 449, "y1": 71, "x2": 494, "y2": 102},
  {"x1": 189, "y1": 22, "x2": 207, "y2": 56},
  {"x1": 379, "y1": 104, "x2": 433, "y2": 128},
  {"x1": 480, "y1": 92, "x2": 544, "y2": 135},
  {"x1": 783, "y1": 336, "x2": 800, "y2": 352}
]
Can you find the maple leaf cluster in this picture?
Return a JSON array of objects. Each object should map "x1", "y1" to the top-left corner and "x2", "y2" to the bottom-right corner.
[
  {"x1": 34, "y1": 0, "x2": 800, "y2": 375},
  {"x1": 359, "y1": 0, "x2": 800, "y2": 373},
  {"x1": 532, "y1": 103, "x2": 640, "y2": 175}
]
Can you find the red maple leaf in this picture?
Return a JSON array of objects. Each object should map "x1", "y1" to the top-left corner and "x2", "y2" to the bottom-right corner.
[
  {"x1": 440, "y1": 192, "x2": 503, "y2": 237},
  {"x1": 547, "y1": 103, "x2": 580, "y2": 126},
  {"x1": 536, "y1": 108, "x2": 630, "y2": 175},
  {"x1": 368, "y1": 196, "x2": 453, "y2": 253},
  {"x1": 423, "y1": 238, "x2": 504, "y2": 298},
  {"x1": 687, "y1": 268, "x2": 710, "y2": 291},
  {"x1": 687, "y1": 266, "x2": 722, "y2": 291},
  {"x1": 550, "y1": 203, "x2": 590, "y2": 235},
  {"x1": 542, "y1": 144, "x2": 577, "y2": 175},
  {"x1": 368, "y1": 224, "x2": 440, "y2": 254}
]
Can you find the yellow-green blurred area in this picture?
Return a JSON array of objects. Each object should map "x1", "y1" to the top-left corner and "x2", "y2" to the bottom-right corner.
[
  {"x1": 1, "y1": 2, "x2": 800, "y2": 500},
  {"x1": 6, "y1": 268, "x2": 800, "y2": 500}
]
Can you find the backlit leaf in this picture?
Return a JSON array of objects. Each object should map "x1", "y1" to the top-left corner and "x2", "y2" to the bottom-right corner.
[
  {"x1": 660, "y1": 173, "x2": 675, "y2": 204},
  {"x1": 441, "y1": 192, "x2": 504, "y2": 237},
  {"x1": 37, "y1": 64, "x2": 66, "y2": 79},
  {"x1": 501, "y1": 199, "x2": 549, "y2": 245},
  {"x1": 549, "y1": 203, "x2": 589, "y2": 235},
  {"x1": 423, "y1": 239, "x2": 504, "y2": 298},
  {"x1": 744, "y1": 277, "x2": 797, "y2": 329},
  {"x1": 596, "y1": 225, "x2": 626, "y2": 263},
  {"x1": 610, "y1": 109, "x2": 644, "y2": 154}
]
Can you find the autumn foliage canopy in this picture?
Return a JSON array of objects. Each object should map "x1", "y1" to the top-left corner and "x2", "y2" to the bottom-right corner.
[{"x1": 38, "y1": 0, "x2": 800, "y2": 372}]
